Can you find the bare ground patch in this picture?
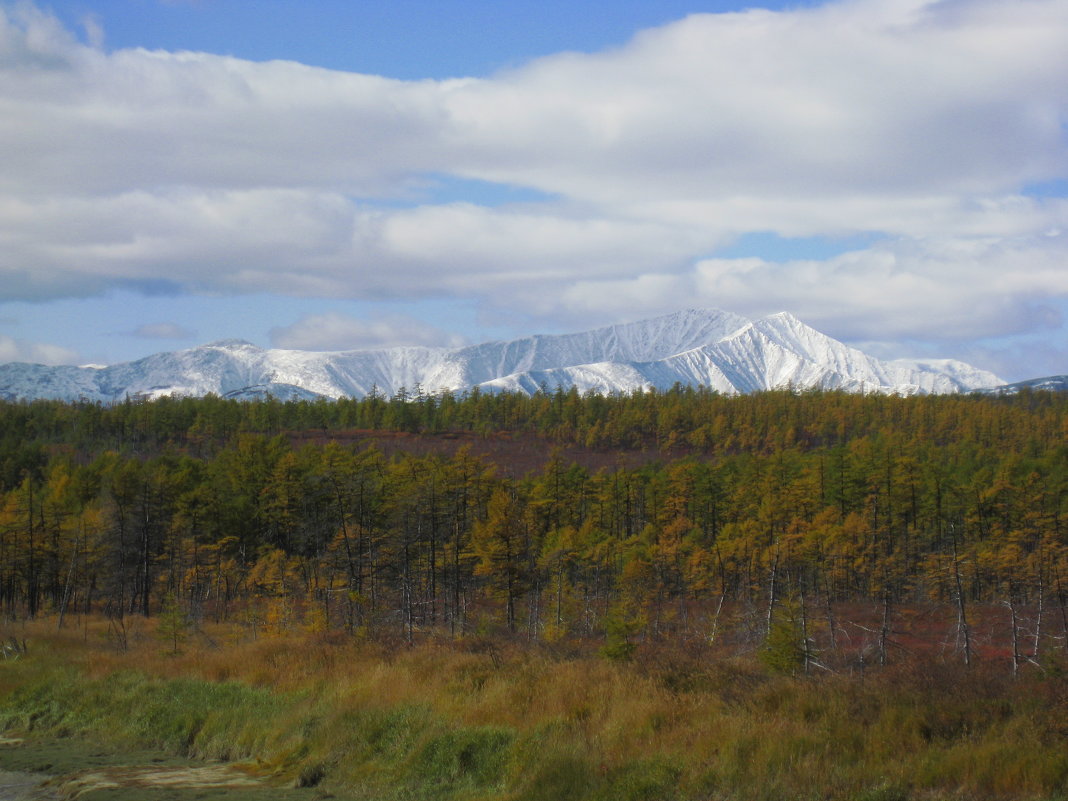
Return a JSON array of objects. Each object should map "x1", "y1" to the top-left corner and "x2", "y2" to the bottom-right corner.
[
  {"x1": 44, "y1": 764, "x2": 262, "y2": 798},
  {"x1": 0, "y1": 740, "x2": 332, "y2": 801}
]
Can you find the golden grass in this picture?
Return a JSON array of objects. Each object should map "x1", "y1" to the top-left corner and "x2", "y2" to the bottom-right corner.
[{"x1": 2, "y1": 614, "x2": 1067, "y2": 801}]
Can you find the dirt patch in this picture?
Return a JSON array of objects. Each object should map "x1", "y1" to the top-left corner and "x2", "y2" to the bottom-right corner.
[
  {"x1": 0, "y1": 740, "x2": 335, "y2": 801},
  {"x1": 45, "y1": 764, "x2": 262, "y2": 799}
]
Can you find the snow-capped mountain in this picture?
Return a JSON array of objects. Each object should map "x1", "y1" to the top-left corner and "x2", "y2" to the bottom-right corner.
[
  {"x1": 979, "y1": 375, "x2": 1068, "y2": 395},
  {"x1": 479, "y1": 312, "x2": 1004, "y2": 396},
  {"x1": 0, "y1": 309, "x2": 1006, "y2": 402}
]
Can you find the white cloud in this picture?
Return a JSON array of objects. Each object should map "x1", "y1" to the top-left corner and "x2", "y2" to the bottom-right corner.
[
  {"x1": 0, "y1": 0, "x2": 1066, "y2": 375},
  {"x1": 444, "y1": 0, "x2": 1068, "y2": 206},
  {"x1": 0, "y1": 191, "x2": 722, "y2": 299},
  {"x1": 80, "y1": 13, "x2": 103, "y2": 50},
  {"x1": 553, "y1": 233, "x2": 1068, "y2": 344},
  {"x1": 3, "y1": 0, "x2": 1064, "y2": 215},
  {"x1": 270, "y1": 312, "x2": 468, "y2": 351},
  {"x1": 0, "y1": 334, "x2": 79, "y2": 365},
  {"x1": 131, "y1": 322, "x2": 195, "y2": 339}
]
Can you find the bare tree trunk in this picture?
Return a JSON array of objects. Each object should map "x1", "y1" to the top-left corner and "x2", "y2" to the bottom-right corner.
[
  {"x1": 452, "y1": 522, "x2": 463, "y2": 636},
  {"x1": 879, "y1": 591, "x2": 892, "y2": 667},
  {"x1": 765, "y1": 551, "x2": 779, "y2": 638},
  {"x1": 1032, "y1": 568, "x2": 1045, "y2": 663},
  {"x1": 951, "y1": 537, "x2": 971, "y2": 667},
  {"x1": 1007, "y1": 594, "x2": 1021, "y2": 678},
  {"x1": 709, "y1": 592, "x2": 726, "y2": 646},
  {"x1": 404, "y1": 538, "x2": 414, "y2": 646},
  {"x1": 529, "y1": 577, "x2": 541, "y2": 641},
  {"x1": 56, "y1": 546, "x2": 78, "y2": 630}
]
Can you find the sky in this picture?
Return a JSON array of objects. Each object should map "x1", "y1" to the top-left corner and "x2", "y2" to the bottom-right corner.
[{"x1": 0, "y1": 0, "x2": 1066, "y2": 382}]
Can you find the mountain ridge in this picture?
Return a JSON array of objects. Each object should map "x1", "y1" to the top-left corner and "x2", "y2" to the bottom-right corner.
[
  {"x1": 0, "y1": 309, "x2": 1011, "y2": 402},
  {"x1": 978, "y1": 374, "x2": 1068, "y2": 395}
]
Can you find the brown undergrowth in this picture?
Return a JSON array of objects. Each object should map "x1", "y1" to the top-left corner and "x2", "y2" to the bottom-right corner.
[{"x1": 1, "y1": 615, "x2": 1067, "y2": 801}]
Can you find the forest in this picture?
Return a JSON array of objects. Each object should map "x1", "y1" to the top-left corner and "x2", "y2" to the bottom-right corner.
[
  {"x1": 1, "y1": 385, "x2": 1066, "y2": 673},
  {"x1": 2, "y1": 386, "x2": 1068, "y2": 801}
]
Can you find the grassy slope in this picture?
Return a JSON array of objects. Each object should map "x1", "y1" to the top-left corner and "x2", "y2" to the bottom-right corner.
[{"x1": 1, "y1": 617, "x2": 1067, "y2": 801}]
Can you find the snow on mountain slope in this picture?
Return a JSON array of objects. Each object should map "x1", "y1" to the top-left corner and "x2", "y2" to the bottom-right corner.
[
  {"x1": 479, "y1": 313, "x2": 1005, "y2": 396},
  {"x1": 0, "y1": 309, "x2": 1006, "y2": 402},
  {"x1": 978, "y1": 375, "x2": 1068, "y2": 395},
  {"x1": 449, "y1": 307, "x2": 749, "y2": 387},
  {"x1": 715, "y1": 313, "x2": 1001, "y2": 394},
  {"x1": 886, "y1": 358, "x2": 1013, "y2": 393},
  {"x1": 479, "y1": 362, "x2": 658, "y2": 396}
]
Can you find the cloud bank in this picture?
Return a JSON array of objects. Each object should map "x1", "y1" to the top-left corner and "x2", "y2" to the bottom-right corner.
[
  {"x1": 0, "y1": 334, "x2": 79, "y2": 366},
  {"x1": 0, "y1": 0, "x2": 1066, "y2": 375},
  {"x1": 270, "y1": 312, "x2": 468, "y2": 351},
  {"x1": 131, "y1": 322, "x2": 196, "y2": 340}
]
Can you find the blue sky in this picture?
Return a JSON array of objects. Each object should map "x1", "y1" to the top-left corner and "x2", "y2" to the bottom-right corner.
[
  {"x1": 47, "y1": 0, "x2": 821, "y2": 78},
  {"x1": 1, "y1": 0, "x2": 1066, "y2": 380}
]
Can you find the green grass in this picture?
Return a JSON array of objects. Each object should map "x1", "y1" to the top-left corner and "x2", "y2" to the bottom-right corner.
[{"x1": 2, "y1": 619, "x2": 1068, "y2": 801}]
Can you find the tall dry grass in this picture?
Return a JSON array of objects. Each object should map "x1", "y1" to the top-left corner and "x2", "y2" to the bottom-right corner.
[{"x1": 2, "y1": 614, "x2": 1067, "y2": 800}]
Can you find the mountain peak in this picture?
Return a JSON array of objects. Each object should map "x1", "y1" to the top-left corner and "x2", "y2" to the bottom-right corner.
[
  {"x1": 200, "y1": 339, "x2": 261, "y2": 351},
  {"x1": 0, "y1": 310, "x2": 1010, "y2": 402},
  {"x1": 762, "y1": 310, "x2": 803, "y2": 324}
]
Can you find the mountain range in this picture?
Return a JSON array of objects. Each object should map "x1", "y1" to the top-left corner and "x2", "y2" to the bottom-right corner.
[{"x1": 0, "y1": 309, "x2": 1031, "y2": 402}]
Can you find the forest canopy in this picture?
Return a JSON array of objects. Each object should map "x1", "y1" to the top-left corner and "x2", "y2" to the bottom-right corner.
[{"x1": 1, "y1": 386, "x2": 1065, "y2": 671}]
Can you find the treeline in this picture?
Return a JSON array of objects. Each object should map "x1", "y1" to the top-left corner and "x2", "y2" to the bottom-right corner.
[
  {"x1": 5, "y1": 383, "x2": 1066, "y2": 462},
  {"x1": 0, "y1": 388, "x2": 1066, "y2": 669}
]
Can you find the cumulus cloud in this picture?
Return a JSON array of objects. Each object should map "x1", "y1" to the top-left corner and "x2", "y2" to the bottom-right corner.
[
  {"x1": 131, "y1": 322, "x2": 195, "y2": 339},
  {"x1": 0, "y1": 0, "x2": 1066, "y2": 374},
  {"x1": 552, "y1": 232, "x2": 1068, "y2": 344},
  {"x1": 0, "y1": 334, "x2": 79, "y2": 365},
  {"x1": 270, "y1": 312, "x2": 468, "y2": 351},
  {"x1": 5, "y1": 0, "x2": 1063, "y2": 208},
  {"x1": 0, "y1": 191, "x2": 720, "y2": 300},
  {"x1": 444, "y1": 0, "x2": 1068, "y2": 205}
]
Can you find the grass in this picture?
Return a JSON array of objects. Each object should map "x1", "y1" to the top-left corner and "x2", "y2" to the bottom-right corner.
[{"x1": 2, "y1": 615, "x2": 1067, "y2": 800}]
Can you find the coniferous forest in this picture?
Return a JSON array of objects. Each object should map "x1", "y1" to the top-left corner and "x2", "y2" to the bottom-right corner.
[
  {"x1": 2, "y1": 387, "x2": 1068, "y2": 801},
  {"x1": 1, "y1": 386, "x2": 1066, "y2": 666}
]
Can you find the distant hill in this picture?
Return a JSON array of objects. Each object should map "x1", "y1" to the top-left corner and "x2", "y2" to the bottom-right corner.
[
  {"x1": 979, "y1": 374, "x2": 1068, "y2": 395},
  {"x1": 0, "y1": 309, "x2": 1007, "y2": 402}
]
